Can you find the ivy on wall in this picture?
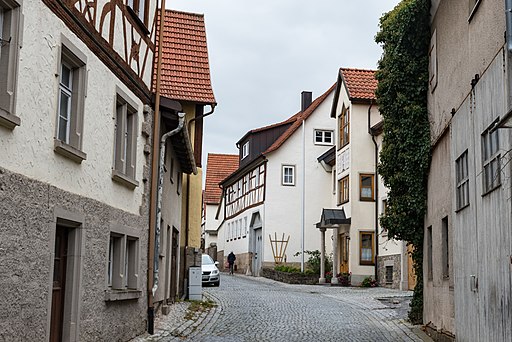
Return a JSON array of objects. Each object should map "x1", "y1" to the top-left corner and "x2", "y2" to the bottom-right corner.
[{"x1": 375, "y1": 0, "x2": 431, "y2": 324}]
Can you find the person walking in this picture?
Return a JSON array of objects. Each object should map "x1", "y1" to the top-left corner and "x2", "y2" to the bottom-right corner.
[{"x1": 227, "y1": 251, "x2": 236, "y2": 275}]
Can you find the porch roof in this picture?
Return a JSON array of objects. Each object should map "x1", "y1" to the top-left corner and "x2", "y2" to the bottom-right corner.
[{"x1": 316, "y1": 208, "x2": 351, "y2": 228}]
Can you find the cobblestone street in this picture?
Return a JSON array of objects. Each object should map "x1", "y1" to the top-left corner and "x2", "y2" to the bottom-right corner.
[{"x1": 132, "y1": 274, "x2": 431, "y2": 342}]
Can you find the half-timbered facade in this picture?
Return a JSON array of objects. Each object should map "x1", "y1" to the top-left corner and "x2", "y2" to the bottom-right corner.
[
  {"x1": 214, "y1": 87, "x2": 336, "y2": 276},
  {"x1": 0, "y1": 1, "x2": 158, "y2": 341}
]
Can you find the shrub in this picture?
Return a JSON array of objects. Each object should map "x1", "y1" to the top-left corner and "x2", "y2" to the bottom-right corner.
[
  {"x1": 361, "y1": 276, "x2": 378, "y2": 288},
  {"x1": 294, "y1": 250, "x2": 332, "y2": 275},
  {"x1": 336, "y1": 272, "x2": 351, "y2": 286},
  {"x1": 274, "y1": 265, "x2": 301, "y2": 273}
]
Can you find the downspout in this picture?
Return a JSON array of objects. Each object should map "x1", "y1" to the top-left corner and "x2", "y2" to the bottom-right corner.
[
  {"x1": 184, "y1": 104, "x2": 216, "y2": 246},
  {"x1": 506, "y1": 0, "x2": 512, "y2": 53},
  {"x1": 153, "y1": 113, "x2": 186, "y2": 298},
  {"x1": 368, "y1": 101, "x2": 379, "y2": 282},
  {"x1": 148, "y1": 0, "x2": 166, "y2": 334},
  {"x1": 301, "y1": 119, "x2": 306, "y2": 272}
]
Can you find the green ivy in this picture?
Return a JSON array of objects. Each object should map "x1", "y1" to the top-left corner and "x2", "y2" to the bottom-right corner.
[{"x1": 375, "y1": 0, "x2": 431, "y2": 324}]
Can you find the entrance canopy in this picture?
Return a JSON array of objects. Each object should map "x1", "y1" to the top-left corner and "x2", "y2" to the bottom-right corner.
[{"x1": 316, "y1": 208, "x2": 351, "y2": 229}]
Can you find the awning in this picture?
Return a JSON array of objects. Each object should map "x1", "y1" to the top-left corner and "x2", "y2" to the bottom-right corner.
[{"x1": 316, "y1": 208, "x2": 351, "y2": 228}]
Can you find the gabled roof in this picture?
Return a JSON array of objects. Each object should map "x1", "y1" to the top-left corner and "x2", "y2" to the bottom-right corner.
[
  {"x1": 205, "y1": 153, "x2": 239, "y2": 204},
  {"x1": 155, "y1": 10, "x2": 216, "y2": 104},
  {"x1": 331, "y1": 67, "x2": 377, "y2": 118},
  {"x1": 340, "y1": 68, "x2": 377, "y2": 102},
  {"x1": 264, "y1": 83, "x2": 335, "y2": 154}
]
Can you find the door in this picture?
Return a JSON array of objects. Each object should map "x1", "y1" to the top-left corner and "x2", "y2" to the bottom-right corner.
[
  {"x1": 339, "y1": 234, "x2": 349, "y2": 274},
  {"x1": 50, "y1": 226, "x2": 68, "y2": 342},
  {"x1": 170, "y1": 228, "x2": 179, "y2": 302},
  {"x1": 252, "y1": 228, "x2": 262, "y2": 276}
]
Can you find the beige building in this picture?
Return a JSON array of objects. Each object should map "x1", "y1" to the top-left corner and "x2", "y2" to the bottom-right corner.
[{"x1": 425, "y1": 0, "x2": 512, "y2": 340}]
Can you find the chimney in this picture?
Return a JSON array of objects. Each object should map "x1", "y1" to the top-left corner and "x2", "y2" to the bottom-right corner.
[{"x1": 301, "y1": 91, "x2": 312, "y2": 112}]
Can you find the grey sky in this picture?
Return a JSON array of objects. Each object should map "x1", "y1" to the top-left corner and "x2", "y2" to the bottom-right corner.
[{"x1": 165, "y1": 1, "x2": 401, "y2": 162}]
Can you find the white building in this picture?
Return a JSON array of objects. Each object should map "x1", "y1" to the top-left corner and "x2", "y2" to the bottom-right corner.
[
  {"x1": 213, "y1": 87, "x2": 336, "y2": 276},
  {"x1": 0, "y1": 1, "x2": 157, "y2": 341},
  {"x1": 317, "y1": 68, "x2": 410, "y2": 288}
]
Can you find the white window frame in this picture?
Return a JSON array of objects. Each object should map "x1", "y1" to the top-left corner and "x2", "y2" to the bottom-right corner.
[
  {"x1": 242, "y1": 141, "x2": 249, "y2": 159},
  {"x1": 282, "y1": 165, "x2": 295, "y2": 186},
  {"x1": 54, "y1": 36, "x2": 88, "y2": 163},
  {"x1": 113, "y1": 88, "x2": 139, "y2": 188},
  {"x1": 314, "y1": 129, "x2": 334, "y2": 145},
  {"x1": 0, "y1": 0, "x2": 21, "y2": 130}
]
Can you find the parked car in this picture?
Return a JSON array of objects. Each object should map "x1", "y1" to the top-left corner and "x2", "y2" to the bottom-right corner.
[{"x1": 201, "y1": 254, "x2": 220, "y2": 287}]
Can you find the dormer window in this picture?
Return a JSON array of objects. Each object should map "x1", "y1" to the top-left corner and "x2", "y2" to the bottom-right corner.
[{"x1": 242, "y1": 142, "x2": 249, "y2": 159}]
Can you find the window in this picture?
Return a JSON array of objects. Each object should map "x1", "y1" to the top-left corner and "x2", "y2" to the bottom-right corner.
[
  {"x1": 442, "y1": 217, "x2": 449, "y2": 279},
  {"x1": 54, "y1": 38, "x2": 87, "y2": 163},
  {"x1": 482, "y1": 124, "x2": 500, "y2": 194},
  {"x1": 113, "y1": 90, "x2": 139, "y2": 188},
  {"x1": 338, "y1": 176, "x2": 349, "y2": 204},
  {"x1": 359, "y1": 232, "x2": 374, "y2": 265},
  {"x1": 282, "y1": 165, "x2": 295, "y2": 186},
  {"x1": 107, "y1": 233, "x2": 139, "y2": 291},
  {"x1": 314, "y1": 129, "x2": 334, "y2": 145},
  {"x1": 242, "y1": 142, "x2": 249, "y2": 159},
  {"x1": 177, "y1": 171, "x2": 182, "y2": 195},
  {"x1": 385, "y1": 266, "x2": 393, "y2": 284},
  {"x1": 243, "y1": 217, "x2": 248, "y2": 237},
  {"x1": 127, "y1": 0, "x2": 148, "y2": 27},
  {"x1": 339, "y1": 106, "x2": 349, "y2": 148},
  {"x1": 427, "y1": 226, "x2": 433, "y2": 280},
  {"x1": 0, "y1": 0, "x2": 21, "y2": 129},
  {"x1": 456, "y1": 150, "x2": 469, "y2": 210},
  {"x1": 359, "y1": 174, "x2": 375, "y2": 201}
]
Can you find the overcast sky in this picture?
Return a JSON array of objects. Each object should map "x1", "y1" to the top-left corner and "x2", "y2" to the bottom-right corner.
[{"x1": 165, "y1": 0, "x2": 401, "y2": 163}]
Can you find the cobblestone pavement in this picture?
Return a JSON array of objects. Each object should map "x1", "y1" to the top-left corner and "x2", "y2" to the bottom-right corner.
[{"x1": 131, "y1": 274, "x2": 432, "y2": 342}]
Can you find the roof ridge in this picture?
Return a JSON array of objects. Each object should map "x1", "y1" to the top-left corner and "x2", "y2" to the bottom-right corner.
[{"x1": 165, "y1": 9, "x2": 204, "y2": 17}]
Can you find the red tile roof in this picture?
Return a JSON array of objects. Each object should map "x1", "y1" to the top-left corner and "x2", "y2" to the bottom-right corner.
[
  {"x1": 264, "y1": 83, "x2": 336, "y2": 154},
  {"x1": 155, "y1": 10, "x2": 216, "y2": 104},
  {"x1": 204, "y1": 153, "x2": 239, "y2": 204},
  {"x1": 340, "y1": 68, "x2": 377, "y2": 101}
]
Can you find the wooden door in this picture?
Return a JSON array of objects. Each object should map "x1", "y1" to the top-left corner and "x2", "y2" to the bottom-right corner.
[
  {"x1": 339, "y1": 234, "x2": 349, "y2": 273},
  {"x1": 170, "y1": 228, "x2": 179, "y2": 303},
  {"x1": 50, "y1": 226, "x2": 68, "y2": 342}
]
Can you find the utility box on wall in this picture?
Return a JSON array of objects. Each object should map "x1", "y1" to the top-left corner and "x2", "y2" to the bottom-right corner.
[{"x1": 189, "y1": 267, "x2": 202, "y2": 300}]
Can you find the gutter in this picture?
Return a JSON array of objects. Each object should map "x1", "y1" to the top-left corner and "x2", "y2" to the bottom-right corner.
[
  {"x1": 153, "y1": 112, "x2": 187, "y2": 300},
  {"x1": 367, "y1": 101, "x2": 379, "y2": 283},
  {"x1": 148, "y1": 0, "x2": 166, "y2": 334}
]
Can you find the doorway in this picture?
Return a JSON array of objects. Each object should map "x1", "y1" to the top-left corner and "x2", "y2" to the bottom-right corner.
[
  {"x1": 170, "y1": 228, "x2": 179, "y2": 302},
  {"x1": 253, "y1": 228, "x2": 262, "y2": 276},
  {"x1": 50, "y1": 226, "x2": 69, "y2": 342},
  {"x1": 340, "y1": 234, "x2": 349, "y2": 274}
]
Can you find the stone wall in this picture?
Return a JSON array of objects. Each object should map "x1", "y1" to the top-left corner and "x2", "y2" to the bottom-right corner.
[
  {"x1": 0, "y1": 167, "x2": 148, "y2": 342},
  {"x1": 377, "y1": 254, "x2": 401, "y2": 289}
]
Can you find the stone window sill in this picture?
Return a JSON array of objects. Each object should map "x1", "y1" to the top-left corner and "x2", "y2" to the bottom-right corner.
[
  {"x1": 112, "y1": 169, "x2": 139, "y2": 189},
  {"x1": 54, "y1": 139, "x2": 87, "y2": 163},
  {"x1": 0, "y1": 109, "x2": 21, "y2": 130},
  {"x1": 104, "y1": 289, "x2": 142, "y2": 302}
]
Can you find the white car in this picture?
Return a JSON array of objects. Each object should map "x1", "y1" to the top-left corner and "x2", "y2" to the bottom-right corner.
[{"x1": 201, "y1": 254, "x2": 220, "y2": 287}]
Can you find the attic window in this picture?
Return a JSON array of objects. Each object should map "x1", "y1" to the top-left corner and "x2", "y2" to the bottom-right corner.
[{"x1": 242, "y1": 142, "x2": 249, "y2": 159}]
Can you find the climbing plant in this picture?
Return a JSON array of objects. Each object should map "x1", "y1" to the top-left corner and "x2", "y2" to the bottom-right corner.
[{"x1": 374, "y1": 0, "x2": 431, "y2": 324}]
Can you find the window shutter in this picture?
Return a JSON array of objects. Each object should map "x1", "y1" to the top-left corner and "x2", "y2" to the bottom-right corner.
[
  {"x1": 115, "y1": 104, "x2": 126, "y2": 173},
  {"x1": 126, "y1": 112, "x2": 137, "y2": 178}
]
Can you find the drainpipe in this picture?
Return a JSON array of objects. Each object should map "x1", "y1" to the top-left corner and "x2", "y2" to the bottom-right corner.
[
  {"x1": 301, "y1": 119, "x2": 306, "y2": 272},
  {"x1": 506, "y1": 0, "x2": 512, "y2": 52},
  {"x1": 148, "y1": 0, "x2": 167, "y2": 334},
  {"x1": 368, "y1": 101, "x2": 379, "y2": 282},
  {"x1": 153, "y1": 112, "x2": 186, "y2": 298},
  {"x1": 184, "y1": 104, "x2": 216, "y2": 247}
]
